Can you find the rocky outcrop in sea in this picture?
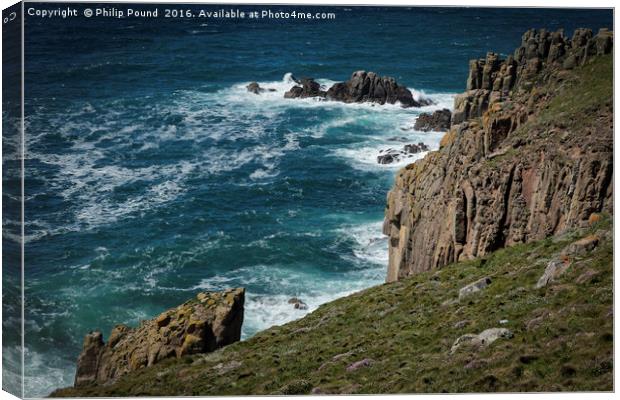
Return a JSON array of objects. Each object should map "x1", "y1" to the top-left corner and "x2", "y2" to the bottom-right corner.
[
  {"x1": 73, "y1": 288, "x2": 245, "y2": 387},
  {"x1": 325, "y1": 71, "x2": 432, "y2": 107},
  {"x1": 278, "y1": 71, "x2": 432, "y2": 107},
  {"x1": 284, "y1": 78, "x2": 327, "y2": 99},
  {"x1": 383, "y1": 28, "x2": 613, "y2": 281},
  {"x1": 246, "y1": 82, "x2": 276, "y2": 94}
]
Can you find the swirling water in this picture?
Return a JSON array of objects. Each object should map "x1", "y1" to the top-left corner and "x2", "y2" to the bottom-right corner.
[{"x1": 7, "y1": 5, "x2": 611, "y2": 396}]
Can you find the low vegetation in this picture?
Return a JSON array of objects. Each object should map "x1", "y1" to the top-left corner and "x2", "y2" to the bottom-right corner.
[{"x1": 53, "y1": 216, "x2": 613, "y2": 396}]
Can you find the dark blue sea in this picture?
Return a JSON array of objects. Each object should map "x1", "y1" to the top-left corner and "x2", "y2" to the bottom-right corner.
[{"x1": 5, "y1": 3, "x2": 612, "y2": 395}]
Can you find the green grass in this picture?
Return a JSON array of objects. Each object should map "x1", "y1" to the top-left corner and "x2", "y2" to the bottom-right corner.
[
  {"x1": 53, "y1": 217, "x2": 613, "y2": 396},
  {"x1": 480, "y1": 54, "x2": 612, "y2": 172},
  {"x1": 51, "y1": 51, "x2": 614, "y2": 400},
  {"x1": 525, "y1": 54, "x2": 612, "y2": 132}
]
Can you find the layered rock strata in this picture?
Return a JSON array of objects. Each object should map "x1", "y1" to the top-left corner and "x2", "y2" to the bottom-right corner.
[{"x1": 383, "y1": 28, "x2": 613, "y2": 282}]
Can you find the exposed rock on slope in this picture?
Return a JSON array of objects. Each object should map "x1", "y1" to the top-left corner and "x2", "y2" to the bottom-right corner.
[
  {"x1": 73, "y1": 289, "x2": 245, "y2": 387},
  {"x1": 384, "y1": 28, "x2": 613, "y2": 281},
  {"x1": 52, "y1": 221, "x2": 613, "y2": 395}
]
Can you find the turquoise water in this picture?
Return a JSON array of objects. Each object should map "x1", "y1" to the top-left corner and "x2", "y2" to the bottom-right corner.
[{"x1": 4, "y1": 4, "x2": 612, "y2": 396}]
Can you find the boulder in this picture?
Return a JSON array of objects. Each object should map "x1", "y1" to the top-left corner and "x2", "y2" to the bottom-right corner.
[
  {"x1": 535, "y1": 235, "x2": 601, "y2": 288},
  {"x1": 576, "y1": 269, "x2": 600, "y2": 284},
  {"x1": 74, "y1": 288, "x2": 245, "y2": 387},
  {"x1": 451, "y1": 328, "x2": 513, "y2": 354},
  {"x1": 561, "y1": 235, "x2": 599, "y2": 257},
  {"x1": 414, "y1": 109, "x2": 452, "y2": 131},
  {"x1": 536, "y1": 259, "x2": 570, "y2": 288},
  {"x1": 246, "y1": 82, "x2": 263, "y2": 94},
  {"x1": 278, "y1": 379, "x2": 312, "y2": 395},
  {"x1": 478, "y1": 328, "x2": 513, "y2": 345},
  {"x1": 346, "y1": 358, "x2": 375, "y2": 372},
  {"x1": 459, "y1": 277, "x2": 492, "y2": 300},
  {"x1": 450, "y1": 334, "x2": 480, "y2": 353},
  {"x1": 453, "y1": 320, "x2": 470, "y2": 329}
]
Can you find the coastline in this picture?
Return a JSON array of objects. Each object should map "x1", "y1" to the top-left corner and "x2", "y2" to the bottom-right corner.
[
  {"x1": 52, "y1": 25, "x2": 613, "y2": 396},
  {"x1": 10, "y1": 7, "x2": 614, "y2": 395}
]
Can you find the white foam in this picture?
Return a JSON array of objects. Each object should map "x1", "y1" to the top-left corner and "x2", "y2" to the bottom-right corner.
[
  {"x1": 325, "y1": 89, "x2": 455, "y2": 171},
  {"x1": 23, "y1": 346, "x2": 74, "y2": 398},
  {"x1": 25, "y1": 75, "x2": 454, "y2": 236},
  {"x1": 337, "y1": 220, "x2": 389, "y2": 266},
  {"x1": 189, "y1": 220, "x2": 386, "y2": 338}
]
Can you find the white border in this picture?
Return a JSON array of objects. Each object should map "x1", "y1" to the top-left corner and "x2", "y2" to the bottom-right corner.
[{"x1": 0, "y1": 1, "x2": 616, "y2": 400}]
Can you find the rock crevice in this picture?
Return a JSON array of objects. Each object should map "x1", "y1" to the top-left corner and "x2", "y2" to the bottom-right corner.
[
  {"x1": 74, "y1": 288, "x2": 245, "y2": 387},
  {"x1": 384, "y1": 28, "x2": 613, "y2": 281}
]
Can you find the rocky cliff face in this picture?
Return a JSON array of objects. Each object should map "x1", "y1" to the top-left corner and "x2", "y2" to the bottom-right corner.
[
  {"x1": 74, "y1": 288, "x2": 245, "y2": 387},
  {"x1": 383, "y1": 28, "x2": 613, "y2": 281}
]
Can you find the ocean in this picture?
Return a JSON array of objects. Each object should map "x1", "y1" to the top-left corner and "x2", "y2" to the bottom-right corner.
[{"x1": 3, "y1": 4, "x2": 612, "y2": 396}]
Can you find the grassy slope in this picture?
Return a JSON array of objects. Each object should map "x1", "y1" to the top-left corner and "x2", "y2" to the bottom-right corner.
[
  {"x1": 53, "y1": 55, "x2": 613, "y2": 397},
  {"x1": 54, "y1": 218, "x2": 613, "y2": 396}
]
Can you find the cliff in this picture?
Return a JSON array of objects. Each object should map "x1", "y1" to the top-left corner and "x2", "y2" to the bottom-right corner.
[
  {"x1": 384, "y1": 28, "x2": 613, "y2": 281},
  {"x1": 52, "y1": 27, "x2": 613, "y2": 396}
]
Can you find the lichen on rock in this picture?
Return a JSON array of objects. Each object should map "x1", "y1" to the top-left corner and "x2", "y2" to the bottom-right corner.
[
  {"x1": 384, "y1": 28, "x2": 613, "y2": 282},
  {"x1": 73, "y1": 288, "x2": 245, "y2": 387}
]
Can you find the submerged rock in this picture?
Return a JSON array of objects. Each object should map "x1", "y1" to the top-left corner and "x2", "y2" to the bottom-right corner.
[
  {"x1": 404, "y1": 142, "x2": 430, "y2": 154},
  {"x1": 377, "y1": 143, "x2": 430, "y2": 165},
  {"x1": 247, "y1": 82, "x2": 276, "y2": 94},
  {"x1": 288, "y1": 297, "x2": 308, "y2": 310},
  {"x1": 246, "y1": 82, "x2": 263, "y2": 94},
  {"x1": 73, "y1": 288, "x2": 245, "y2": 387}
]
